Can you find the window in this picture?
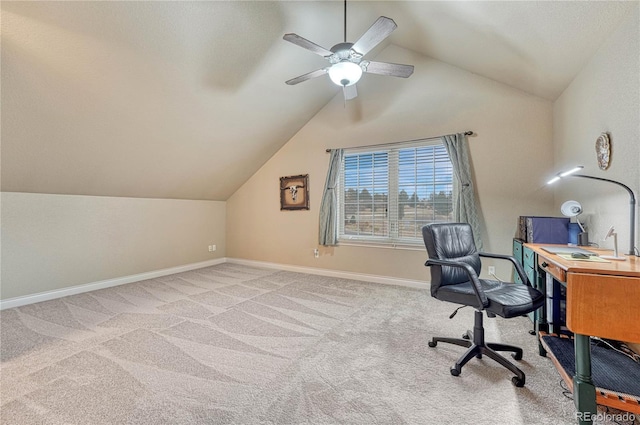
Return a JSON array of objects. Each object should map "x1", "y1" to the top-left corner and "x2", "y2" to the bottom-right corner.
[{"x1": 338, "y1": 139, "x2": 454, "y2": 245}]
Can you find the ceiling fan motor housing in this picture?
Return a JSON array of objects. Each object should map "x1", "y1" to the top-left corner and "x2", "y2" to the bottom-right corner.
[{"x1": 329, "y1": 42, "x2": 362, "y2": 63}]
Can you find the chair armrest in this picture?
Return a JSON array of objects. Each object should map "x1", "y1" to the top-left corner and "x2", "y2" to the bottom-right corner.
[
  {"x1": 425, "y1": 258, "x2": 489, "y2": 309},
  {"x1": 478, "y1": 252, "x2": 530, "y2": 287}
]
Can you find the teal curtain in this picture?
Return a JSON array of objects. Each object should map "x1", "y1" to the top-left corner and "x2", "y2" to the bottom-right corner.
[
  {"x1": 319, "y1": 149, "x2": 343, "y2": 246},
  {"x1": 442, "y1": 133, "x2": 483, "y2": 249}
]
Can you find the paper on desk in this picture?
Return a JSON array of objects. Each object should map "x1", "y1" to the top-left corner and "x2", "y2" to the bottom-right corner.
[{"x1": 557, "y1": 254, "x2": 611, "y2": 263}]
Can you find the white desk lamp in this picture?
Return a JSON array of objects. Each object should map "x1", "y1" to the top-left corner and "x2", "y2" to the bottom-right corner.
[
  {"x1": 560, "y1": 200, "x2": 588, "y2": 245},
  {"x1": 600, "y1": 225, "x2": 627, "y2": 261},
  {"x1": 548, "y1": 165, "x2": 637, "y2": 256}
]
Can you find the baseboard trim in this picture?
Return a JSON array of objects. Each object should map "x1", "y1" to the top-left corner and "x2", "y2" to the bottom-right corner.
[
  {"x1": 226, "y1": 257, "x2": 429, "y2": 289},
  {"x1": 1, "y1": 257, "x2": 427, "y2": 310},
  {"x1": 0, "y1": 258, "x2": 226, "y2": 310}
]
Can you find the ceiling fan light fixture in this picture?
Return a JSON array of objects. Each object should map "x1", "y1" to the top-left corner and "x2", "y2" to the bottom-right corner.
[{"x1": 328, "y1": 61, "x2": 362, "y2": 87}]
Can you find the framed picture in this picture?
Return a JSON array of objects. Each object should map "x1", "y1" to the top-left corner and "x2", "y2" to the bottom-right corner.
[{"x1": 280, "y1": 174, "x2": 309, "y2": 210}]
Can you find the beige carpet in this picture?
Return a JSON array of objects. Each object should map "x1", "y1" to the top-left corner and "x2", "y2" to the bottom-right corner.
[{"x1": 0, "y1": 263, "x2": 634, "y2": 424}]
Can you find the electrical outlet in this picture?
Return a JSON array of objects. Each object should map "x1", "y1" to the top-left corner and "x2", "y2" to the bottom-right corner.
[
  {"x1": 208, "y1": 245, "x2": 213, "y2": 252},
  {"x1": 313, "y1": 248, "x2": 319, "y2": 258},
  {"x1": 211, "y1": 245, "x2": 216, "y2": 252},
  {"x1": 488, "y1": 266, "x2": 496, "y2": 275}
]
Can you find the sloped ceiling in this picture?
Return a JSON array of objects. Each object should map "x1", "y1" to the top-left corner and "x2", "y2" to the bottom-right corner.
[{"x1": 1, "y1": 1, "x2": 634, "y2": 200}]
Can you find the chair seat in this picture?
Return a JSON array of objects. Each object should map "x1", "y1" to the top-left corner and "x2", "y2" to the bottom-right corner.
[{"x1": 435, "y1": 279, "x2": 544, "y2": 318}]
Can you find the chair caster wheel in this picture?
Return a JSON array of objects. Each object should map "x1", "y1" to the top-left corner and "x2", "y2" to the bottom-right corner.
[
  {"x1": 512, "y1": 351, "x2": 523, "y2": 361},
  {"x1": 528, "y1": 329, "x2": 536, "y2": 335},
  {"x1": 428, "y1": 341, "x2": 437, "y2": 348},
  {"x1": 462, "y1": 333, "x2": 470, "y2": 340},
  {"x1": 511, "y1": 376, "x2": 525, "y2": 387},
  {"x1": 450, "y1": 367, "x2": 460, "y2": 376}
]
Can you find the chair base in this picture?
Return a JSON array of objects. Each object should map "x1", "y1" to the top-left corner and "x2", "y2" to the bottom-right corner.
[{"x1": 428, "y1": 310, "x2": 526, "y2": 387}]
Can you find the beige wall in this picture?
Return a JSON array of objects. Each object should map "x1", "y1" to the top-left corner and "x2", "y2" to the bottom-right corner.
[
  {"x1": 1, "y1": 192, "x2": 226, "y2": 300},
  {"x1": 552, "y1": 7, "x2": 639, "y2": 353},
  {"x1": 227, "y1": 46, "x2": 555, "y2": 282},
  {"x1": 552, "y1": 6, "x2": 639, "y2": 254}
]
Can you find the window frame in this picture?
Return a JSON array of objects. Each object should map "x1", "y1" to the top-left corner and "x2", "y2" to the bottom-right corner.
[{"x1": 337, "y1": 138, "x2": 455, "y2": 247}]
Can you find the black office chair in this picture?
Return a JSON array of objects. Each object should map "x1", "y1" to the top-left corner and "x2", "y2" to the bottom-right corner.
[{"x1": 421, "y1": 223, "x2": 544, "y2": 387}]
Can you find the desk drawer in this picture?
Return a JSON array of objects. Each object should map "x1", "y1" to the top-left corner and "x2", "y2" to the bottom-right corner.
[
  {"x1": 513, "y1": 239, "x2": 523, "y2": 263},
  {"x1": 514, "y1": 271, "x2": 523, "y2": 285},
  {"x1": 523, "y1": 246, "x2": 536, "y2": 269},
  {"x1": 525, "y1": 266, "x2": 535, "y2": 285},
  {"x1": 538, "y1": 257, "x2": 566, "y2": 282}
]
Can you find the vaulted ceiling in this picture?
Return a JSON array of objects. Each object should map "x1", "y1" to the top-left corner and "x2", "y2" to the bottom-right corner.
[{"x1": 1, "y1": 1, "x2": 634, "y2": 200}]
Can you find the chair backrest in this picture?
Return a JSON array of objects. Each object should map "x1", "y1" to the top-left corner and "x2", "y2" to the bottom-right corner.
[{"x1": 422, "y1": 223, "x2": 481, "y2": 295}]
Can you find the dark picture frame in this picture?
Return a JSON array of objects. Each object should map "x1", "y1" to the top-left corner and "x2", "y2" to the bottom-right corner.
[{"x1": 280, "y1": 174, "x2": 309, "y2": 210}]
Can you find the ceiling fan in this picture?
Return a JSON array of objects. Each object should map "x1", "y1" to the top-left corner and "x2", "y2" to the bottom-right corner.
[{"x1": 283, "y1": 1, "x2": 414, "y2": 101}]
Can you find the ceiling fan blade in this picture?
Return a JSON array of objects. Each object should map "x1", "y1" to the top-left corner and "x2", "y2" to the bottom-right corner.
[
  {"x1": 351, "y1": 17, "x2": 397, "y2": 56},
  {"x1": 283, "y1": 33, "x2": 333, "y2": 57},
  {"x1": 363, "y1": 61, "x2": 414, "y2": 78},
  {"x1": 285, "y1": 68, "x2": 328, "y2": 85},
  {"x1": 343, "y1": 84, "x2": 358, "y2": 101}
]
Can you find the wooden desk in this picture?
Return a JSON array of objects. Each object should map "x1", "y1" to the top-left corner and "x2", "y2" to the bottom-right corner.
[{"x1": 525, "y1": 244, "x2": 640, "y2": 424}]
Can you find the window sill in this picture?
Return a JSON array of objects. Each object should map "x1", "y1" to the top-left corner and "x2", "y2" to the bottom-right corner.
[{"x1": 337, "y1": 239, "x2": 424, "y2": 251}]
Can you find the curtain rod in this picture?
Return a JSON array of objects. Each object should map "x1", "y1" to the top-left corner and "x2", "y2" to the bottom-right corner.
[{"x1": 325, "y1": 131, "x2": 473, "y2": 152}]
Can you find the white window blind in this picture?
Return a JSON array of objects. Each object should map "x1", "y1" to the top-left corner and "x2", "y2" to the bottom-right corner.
[{"x1": 338, "y1": 139, "x2": 454, "y2": 245}]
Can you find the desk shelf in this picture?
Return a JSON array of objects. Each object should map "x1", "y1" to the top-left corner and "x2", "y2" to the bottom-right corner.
[
  {"x1": 544, "y1": 273, "x2": 572, "y2": 336},
  {"x1": 540, "y1": 333, "x2": 640, "y2": 414}
]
